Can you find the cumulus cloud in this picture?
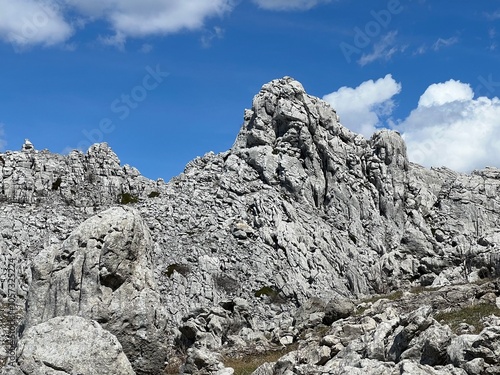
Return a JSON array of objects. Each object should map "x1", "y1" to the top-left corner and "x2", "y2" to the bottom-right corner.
[
  {"x1": 418, "y1": 79, "x2": 473, "y2": 107},
  {"x1": 0, "y1": 0, "x2": 234, "y2": 48},
  {"x1": 323, "y1": 74, "x2": 402, "y2": 137},
  {"x1": 398, "y1": 80, "x2": 500, "y2": 172},
  {"x1": 252, "y1": 0, "x2": 330, "y2": 11},
  {"x1": 0, "y1": 0, "x2": 73, "y2": 48},
  {"x1": 324, "y1": 77, "x2": 500, "y2": 172}
]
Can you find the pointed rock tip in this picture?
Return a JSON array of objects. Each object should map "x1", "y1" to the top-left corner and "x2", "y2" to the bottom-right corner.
[
  {"x1": 260, "y1": 76, "x2": 306, "y2": 96},
  {"x1": 86, "y1": 142, "x2": 121, "y2": 164},
  {"x1": 22, "y1": 138, "x2": 35, "y2": 151}
]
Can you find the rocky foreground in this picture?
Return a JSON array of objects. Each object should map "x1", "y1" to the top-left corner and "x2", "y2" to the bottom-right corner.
[{"x1": 2, "y1": 77, "x2": 500, "y2": 374}]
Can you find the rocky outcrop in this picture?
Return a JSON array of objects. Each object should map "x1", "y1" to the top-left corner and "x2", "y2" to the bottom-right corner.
[
  {"x1": 14, "y1": 316, "x2": 135, "y2": 375},
  {"x1": 0, "y1": 141, "x2": 163, "y2": 206},
  {"x1": 3, "y1": 77, "x2": 500, "y2": 373},
  {"x1": 252, "y1": 282, "x2": 500, "y2": 375},
  {"x1": 22, "y1": 206, "x2": 168, "y2": 375}
]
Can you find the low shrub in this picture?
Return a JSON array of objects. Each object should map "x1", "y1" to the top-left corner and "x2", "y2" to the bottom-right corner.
[
  {"x1": 119, "y1": 193, "x2": 139, "y2": 204},
  {"x1": 434, "y1": 303, "x2": 500, "y2": 332}
]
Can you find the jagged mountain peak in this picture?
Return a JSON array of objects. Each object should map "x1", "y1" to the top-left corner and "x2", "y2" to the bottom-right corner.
[
  {"x1": 4, "y1": 77, "x2": 500, "y2": 375},
  {"x1": 229, "y1": 77, "x2": 409, "y2": 212}
]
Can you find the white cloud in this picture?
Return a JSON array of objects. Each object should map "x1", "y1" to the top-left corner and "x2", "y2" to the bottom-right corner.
[
  {"x1": 418, "y1": 80, "x2": 473, "y2": 107},
  {"x1": 0, "y1": 0, "x2": 234, "y2": 48},
  {"x1": 0, "y1": 0, "x2": 73, "y2": 48},
  {"x1": 358, "y1": 31, "x2": 403, "y2": 66},
  {"x1": 432, "y1": 36, "x2": 458, "y2": 51},
  {"x1": 398, "y1": 80, "x2": 500, "y2": 172},
  {"x1": 323, "y1": 74, "x2": 402, "y2": 137},
  {"x1": 252, "y1": 0, "x2": 330, "y2": 11},
  {"x1": 324, "y1": 77, "x2": 500, "y2": 172},
  {"x1": 201, "y1": 26, "x2": 225, "y2": 48},
  {"x1": 139, "y1": 43, "x2": 153, "y2": 54}
]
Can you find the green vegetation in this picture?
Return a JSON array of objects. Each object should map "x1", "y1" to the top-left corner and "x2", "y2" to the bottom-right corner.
[
  {"x1": 409, "y1": 285, "x2": 440, "y2": 294},
  {"x1": 165, "y1": 264, "x2": 191, "y2": 278},
  {"x1": 434, "y1": 303, "x2": 500, "y2": 333},
  {"x1": 148, "y1": 191, "x2": 160, "y2": 198},
  {"x1": 223, "y1": 344, "x2": 298, "y2": 375},
  {"x1": 119, "y1": 193, "x2": 139, "y2": 204}
]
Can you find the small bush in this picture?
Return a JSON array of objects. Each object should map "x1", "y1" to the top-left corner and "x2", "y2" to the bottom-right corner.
[
  {"x1": 148, "y1": 191, "x2": 160, "y2": 198},
  {"x1": 165, "y1": 264, "x2": 191, "y2": 278},
  {"x1": 119, "y1": 193, "x2": 139, "y2": 204},
  {"x1": 435, "y1": 303, "x2": 500, "y2": 333}
]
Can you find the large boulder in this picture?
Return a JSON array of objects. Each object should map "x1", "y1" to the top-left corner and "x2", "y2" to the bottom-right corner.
[
  {"x1": 16, "y1": 315, "x2": 135, "y2": 375},
  {"x1": 23, "y1": 206, "x2": 168, "y2": 374}
]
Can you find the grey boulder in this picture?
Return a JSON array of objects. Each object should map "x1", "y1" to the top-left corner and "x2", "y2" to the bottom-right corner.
[{"x1": 16, "y1": 315, "x2": 135, "y2": 375}]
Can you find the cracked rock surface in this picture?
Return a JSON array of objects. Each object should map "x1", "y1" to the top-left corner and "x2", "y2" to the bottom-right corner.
[{"x1": 2, "y1": 77, "x2": 500, "y2": 373}]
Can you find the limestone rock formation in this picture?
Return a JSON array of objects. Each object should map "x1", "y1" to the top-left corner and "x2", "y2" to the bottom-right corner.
[
  {"x1": 15, "y1": 316, "x2": 135, "y2": 375},
  {"x1": 2, "y1": 77, "x2": 500, "y2": 373},
  {"x1": 23, "y1": 206, "x2": 168, "y2": 375},
  {"x1": 251, "y1": 281, "x2": 500, "y2": 374}
]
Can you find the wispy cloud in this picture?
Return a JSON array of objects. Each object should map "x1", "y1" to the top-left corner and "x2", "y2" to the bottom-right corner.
[
  {"x1": 201, "y1": 26, "x2": 225, "y2": 48},
  {"x1": 489, "y1": 28, "x2": 497, "y2": 51},
  {"x1": 432, "y1": 36, "x2": 458, "y2": 51},
  {"x1": 139, "y1": 43, "x2": 153, "y2": 54},
  {"x1": 97, "y1": 31, "x2": 126, "y2": 50},
  {"x1": 412, "y1": 44, "x2": 427, "y2": 55},
  {"x1": 485, "y1": 10, "x2": 500, "y2": 20},
  {"x1": 358, "y1": 31, "x2": 403, "y2": 66},
  {"x1": 0, "y1": 123, "x2": 7, "y2": 151},
  {"x1": 252, "y1": 0, "x2": 330, "y2": 11}
]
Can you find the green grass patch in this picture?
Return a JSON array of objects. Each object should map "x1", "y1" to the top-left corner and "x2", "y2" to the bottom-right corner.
[
  {"x1": 410, "y1": 286, "x2": 440, "y2": 294},
  {"x1": 223, "y1": 344, "x2": 298, "y2": 375},
  {"x1": 148, "y1": 191, "x2": 160, "y2": 198},
  {"x1": 434, "y1": 303, "x2": 500, "y2": 333}
]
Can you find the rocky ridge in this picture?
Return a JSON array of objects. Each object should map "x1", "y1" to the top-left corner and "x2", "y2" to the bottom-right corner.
[{"x1": 1, "y1": 77, "x2": 500, "y2": 374}]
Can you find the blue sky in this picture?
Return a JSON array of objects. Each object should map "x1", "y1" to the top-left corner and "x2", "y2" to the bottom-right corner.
[{"x1": 1, "y1": 0, "x2": 500, "y2": 179}]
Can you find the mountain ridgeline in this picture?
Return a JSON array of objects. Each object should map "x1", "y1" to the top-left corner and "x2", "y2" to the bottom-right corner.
[{"x1": 2, "y1": 77, "x2": 500, "y2": 374}]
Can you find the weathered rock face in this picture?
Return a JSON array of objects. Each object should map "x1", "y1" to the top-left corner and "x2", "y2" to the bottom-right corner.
[
  {"x1": 3, "y1": 77, "x2": 500, "y2": 373},
  {"x1": 0, "y1": 141, "x2": 163, "y2": 206},
  {"x1": 251, "y1": 281, "x2": 500, "y2": 375},
  {"x1": 23, "y1": 206, "x2": 168, "y2": 375},
  {"x1": 15, "y1": 316, "x2": 135, "y2": 375}
]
